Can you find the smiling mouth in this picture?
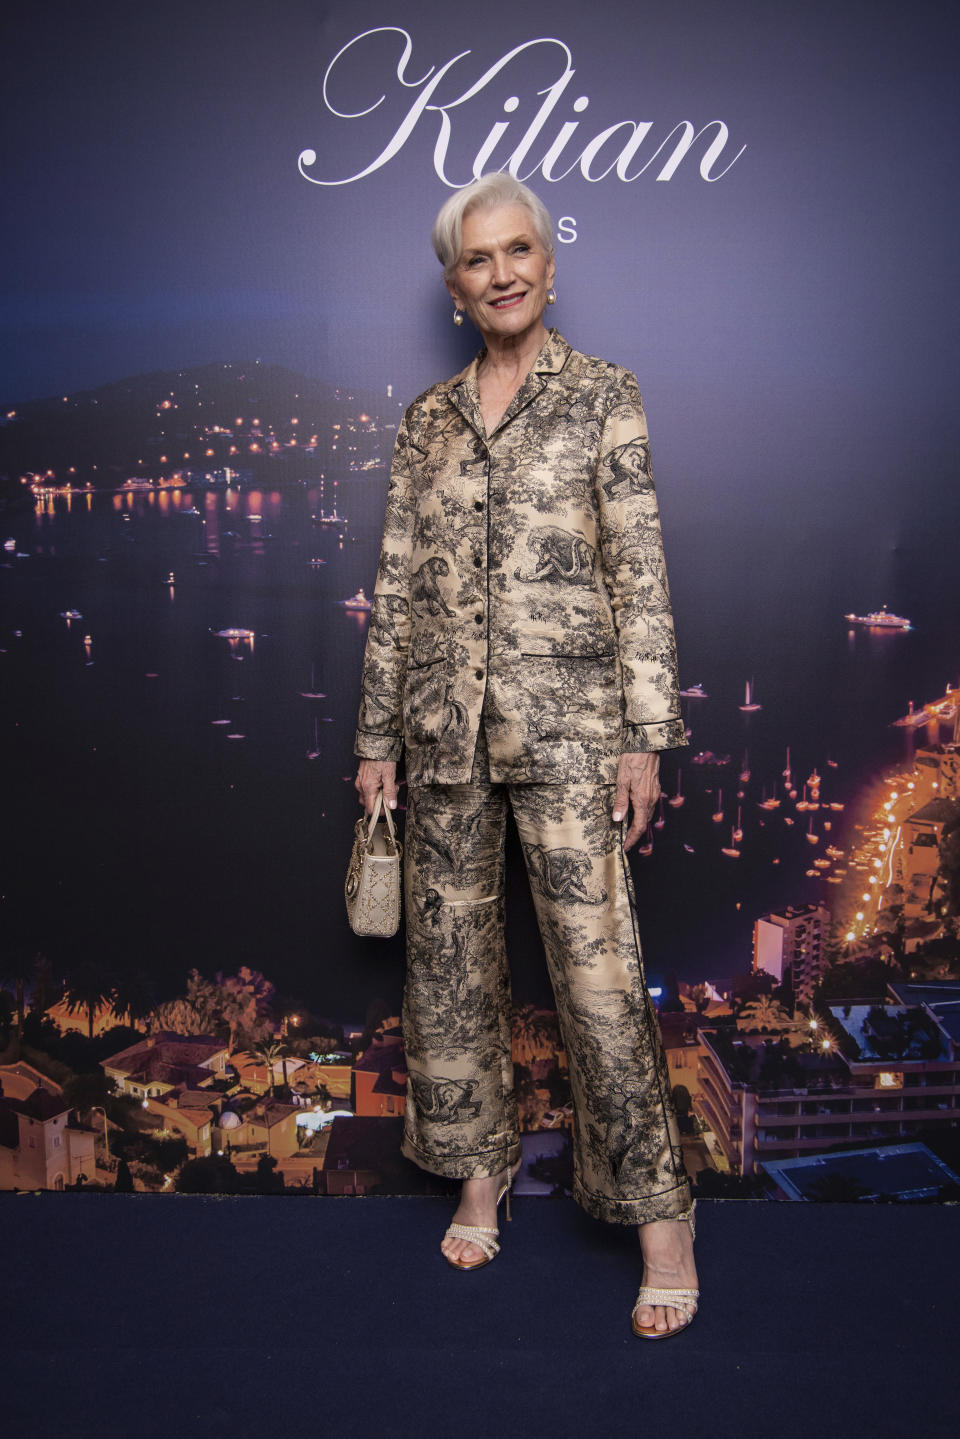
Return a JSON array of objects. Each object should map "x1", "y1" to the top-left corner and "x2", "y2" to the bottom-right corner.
[{"x1": 489, "y1": 293, "x2": 525, "y2": 309}]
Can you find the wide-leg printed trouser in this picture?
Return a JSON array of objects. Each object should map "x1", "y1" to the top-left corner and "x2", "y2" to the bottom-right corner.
[{"x1": 400, "y1": 736, "x2": 692, "y2": 1225}]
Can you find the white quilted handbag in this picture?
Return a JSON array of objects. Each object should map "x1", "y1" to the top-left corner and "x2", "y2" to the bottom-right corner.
[{"x1": 345, "y1": 792, "x2": 402, "y2": 937}]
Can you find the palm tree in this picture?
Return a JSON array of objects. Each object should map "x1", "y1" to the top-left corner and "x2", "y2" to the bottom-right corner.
[
  {"x1": 31, "y1": 953, "x2": 57, "y2": 1016},
  {"x1": 63, "y1": 962, "x2": 115, "y2": 1039},
  {"x1": 511, "y1": 1003, "x2": 557, "y2": 1064},
  {"x1": 109, "y1": 969, "x2": 158, "y2": 1032},
  {"x1": 736, "y1": 993, "x2": 793, "y2": 1033},
  {"x1": 244, "y1": 1040, "x2": 290, "y2": 1096}
]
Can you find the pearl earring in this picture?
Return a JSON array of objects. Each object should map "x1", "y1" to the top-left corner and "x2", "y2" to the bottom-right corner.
[
  {"x1": 546, "y1": 287, "x2": 557, "y2": 305},
  {"x1": 453, "y1": 307, "x2": 464, "y2": 327}
]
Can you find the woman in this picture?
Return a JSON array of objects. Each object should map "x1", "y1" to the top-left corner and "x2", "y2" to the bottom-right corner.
[{"x1": 354, "y1": 173, "x2": 698, "y2": 1338}]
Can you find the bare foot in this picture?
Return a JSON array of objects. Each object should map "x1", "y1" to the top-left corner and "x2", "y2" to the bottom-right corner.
[
  {"x1": 440, "y1": 1165, "x2": 514, "y2": 1267},
  {"x1": 634, "y1": 1214, "x2": 699, "y2": 1334}
]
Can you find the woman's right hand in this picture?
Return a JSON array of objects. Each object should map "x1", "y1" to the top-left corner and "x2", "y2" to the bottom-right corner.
[{"x1": 354, "y1": 759, "x2": 399, "y2": 815}]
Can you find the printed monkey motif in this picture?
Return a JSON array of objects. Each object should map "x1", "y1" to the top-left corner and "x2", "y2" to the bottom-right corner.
[
  {"x1": 522, "y1": 842, "x2": 607, "y2": 905},
  {"x1": 368, "y1": 594, "x2": 409, "y2": 648},
  {"x1": 600, "y1": 436, "x2": 653, "y2": 501}
]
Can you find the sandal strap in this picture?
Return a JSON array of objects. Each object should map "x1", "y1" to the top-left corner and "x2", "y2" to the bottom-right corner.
[
  {"x1": 678, "y1": 1202, "x2": 696, "y2": 1240},
  {"x1": 444, "y1": 1222, "x2": 501, "y2": 1259},
  {"x1": 634, "y1": 1285, "x2": 699, "y2": 1317}
]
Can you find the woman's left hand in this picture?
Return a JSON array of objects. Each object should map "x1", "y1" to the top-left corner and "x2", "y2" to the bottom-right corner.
[{"x1": 613, "y1": 752, "x2": 661, "y2": 851}]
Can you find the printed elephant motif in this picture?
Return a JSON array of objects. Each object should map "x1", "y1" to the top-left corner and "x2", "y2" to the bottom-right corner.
[{"x1": 514, "y1": 526, "x2": 596, "y2": 585}]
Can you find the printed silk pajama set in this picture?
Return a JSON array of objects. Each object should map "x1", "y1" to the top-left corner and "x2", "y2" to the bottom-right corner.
[{"x1": 355, "y1": 330, "x2": 693, "y2": 1224}]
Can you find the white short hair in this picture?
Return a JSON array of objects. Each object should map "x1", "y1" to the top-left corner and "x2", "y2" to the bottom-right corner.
[{"x1": 432, "y1": 173, "x2": 554, "y2": 277}]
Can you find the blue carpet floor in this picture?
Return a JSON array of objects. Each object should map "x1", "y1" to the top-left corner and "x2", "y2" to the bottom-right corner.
[{"x1": 3, "y1": 1195, "x2": 956, "y2": 1439}]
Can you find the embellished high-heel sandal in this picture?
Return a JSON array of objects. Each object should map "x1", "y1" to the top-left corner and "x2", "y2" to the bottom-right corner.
[
  {"x1": 442, "y1": 1160, "x2": 520, "y2": 1271},
  {"x1": 632, "y1": 1203, "x2": 699, "y2": 1339}
]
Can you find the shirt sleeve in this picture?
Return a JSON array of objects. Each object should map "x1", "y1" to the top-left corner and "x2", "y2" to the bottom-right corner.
[
  {"x1": 594, "y1": 371, "x2": 687, "y2": 754},
  {"x1": 353, "y1": 414, "x2": 415, "y2": 761}
]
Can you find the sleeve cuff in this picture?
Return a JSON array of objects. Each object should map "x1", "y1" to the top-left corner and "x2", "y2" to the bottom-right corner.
[
  {"x1": 354, "y1": 732, "x2": 404, "y2": 762},
  {"x1": 621, "y1": 718, "x2": 688, "y2": 753}
]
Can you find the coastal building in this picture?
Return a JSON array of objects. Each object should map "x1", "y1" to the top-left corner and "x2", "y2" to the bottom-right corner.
[
  {"x1": 320, "y1": 1115, "x2": 444, "y2": 1195},
  {"x1": 230, "y1": 1051, "x2": 305, "y2": 1095},
  {"x1": 291, "y1": 1054, "x2": 353, "y2": 1102},
  {"x1": 0, "y1": 1087, "x2": 96, "y2": 1191},
  {"x1": 141, "y1": 1093, "x2": 214, "y2": 1159},
  {"x1": 913, "y1": 738, "x2": 960, "y2": 800},
  {"x1": 761, "y1": 1142, "x2": 960, "y2": 1200},
  {"x1": 211, "y1": 1098, "x2": 300, "y2": 1164},
  {"x1": 900, "y1": 797, "x2": 958, "y2": 919},
  {"x1": 753, "y1": 903, "x2": 831, "y2": 1002},
  {"x1": 101, "y1": 1032, "x2": 230, "y2": 1101},
  {"x1": 353, "y1": 1025, "x2": 407, "y2": 1118},
  {"x1": 695, "y1": 981, "x2": 960, "y2": 1175},
  {"x1": 658, "y1": 1010, "x2": 704, "y2": 1102}
]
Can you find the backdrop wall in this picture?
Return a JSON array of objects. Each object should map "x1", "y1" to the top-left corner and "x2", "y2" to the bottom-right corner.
[{"x1": 2, "y1": 0, "x2": 958, "y2": 1040}]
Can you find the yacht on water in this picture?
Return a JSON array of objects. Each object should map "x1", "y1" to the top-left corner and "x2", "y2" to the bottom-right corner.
[
  {"x1": 739, "y1": 679, "x2": 762, "y2": 712},
  {"x1": 313, "y1": 510, "x2": 347, "y2": 530},
  {"x1": 844, "y1": 605, "x2": 911, "y2": 630},
  {"x1": 300, "y1": 663, "x2": 326, "y2": 699},
  {"x1": 340, "y1": 589, "x2": 373, "y2": 610},
  {"x1": 679, "y1": 682, "x2": 708, "y2": 699}
]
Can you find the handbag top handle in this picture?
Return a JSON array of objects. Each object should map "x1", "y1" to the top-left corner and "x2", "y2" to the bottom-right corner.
[{"x1": 365, "y1": 791, "x2": 398, "y2": 848}]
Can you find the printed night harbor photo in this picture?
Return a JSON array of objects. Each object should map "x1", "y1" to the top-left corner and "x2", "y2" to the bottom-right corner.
[{"x1": 2, "y1": 361, "x2": 959, "y2": 1202}]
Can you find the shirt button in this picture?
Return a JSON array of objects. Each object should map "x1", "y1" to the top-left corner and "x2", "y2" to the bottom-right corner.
[
  {"x1": 475, "y1": 669, "x2": 484, "y2": 680},
  {"x1": 473, "y1": 556, "x2": 482, "y2": 569},
  {"x1": 474, "y1": 613, "x2": 483, "y2": 625},
  {"x1": 474, "y1": 500, "x2": 484, "y2": 512}
]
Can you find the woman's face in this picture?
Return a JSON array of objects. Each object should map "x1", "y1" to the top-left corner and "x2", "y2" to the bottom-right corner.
[{"x1": 447, "y1": 203, "x2": 555, "y2": 344}]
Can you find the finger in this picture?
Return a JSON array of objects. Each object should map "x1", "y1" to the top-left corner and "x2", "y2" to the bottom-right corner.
[
  {"x1": 360, "y1": 776, "x2": 382, "y2": 814},
  {"x1": 612, "y1": 784, "x2": 630, "y2": 825},
  {"x1": 381, "y1": 774, "x2": 399, "y2": 810},
  {"x1": 623, "y1": 815, "x2": 645, "y2": 851}
]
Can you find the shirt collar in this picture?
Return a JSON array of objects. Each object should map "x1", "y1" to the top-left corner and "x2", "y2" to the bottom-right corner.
[{"x1": 452, "y1": 328, "x2": 572, "y2": 389}]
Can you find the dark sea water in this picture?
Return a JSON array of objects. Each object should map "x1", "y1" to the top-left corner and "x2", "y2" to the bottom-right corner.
[{"x1": 1, "y1": 477, "x2": 956, "y2": 1020}]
